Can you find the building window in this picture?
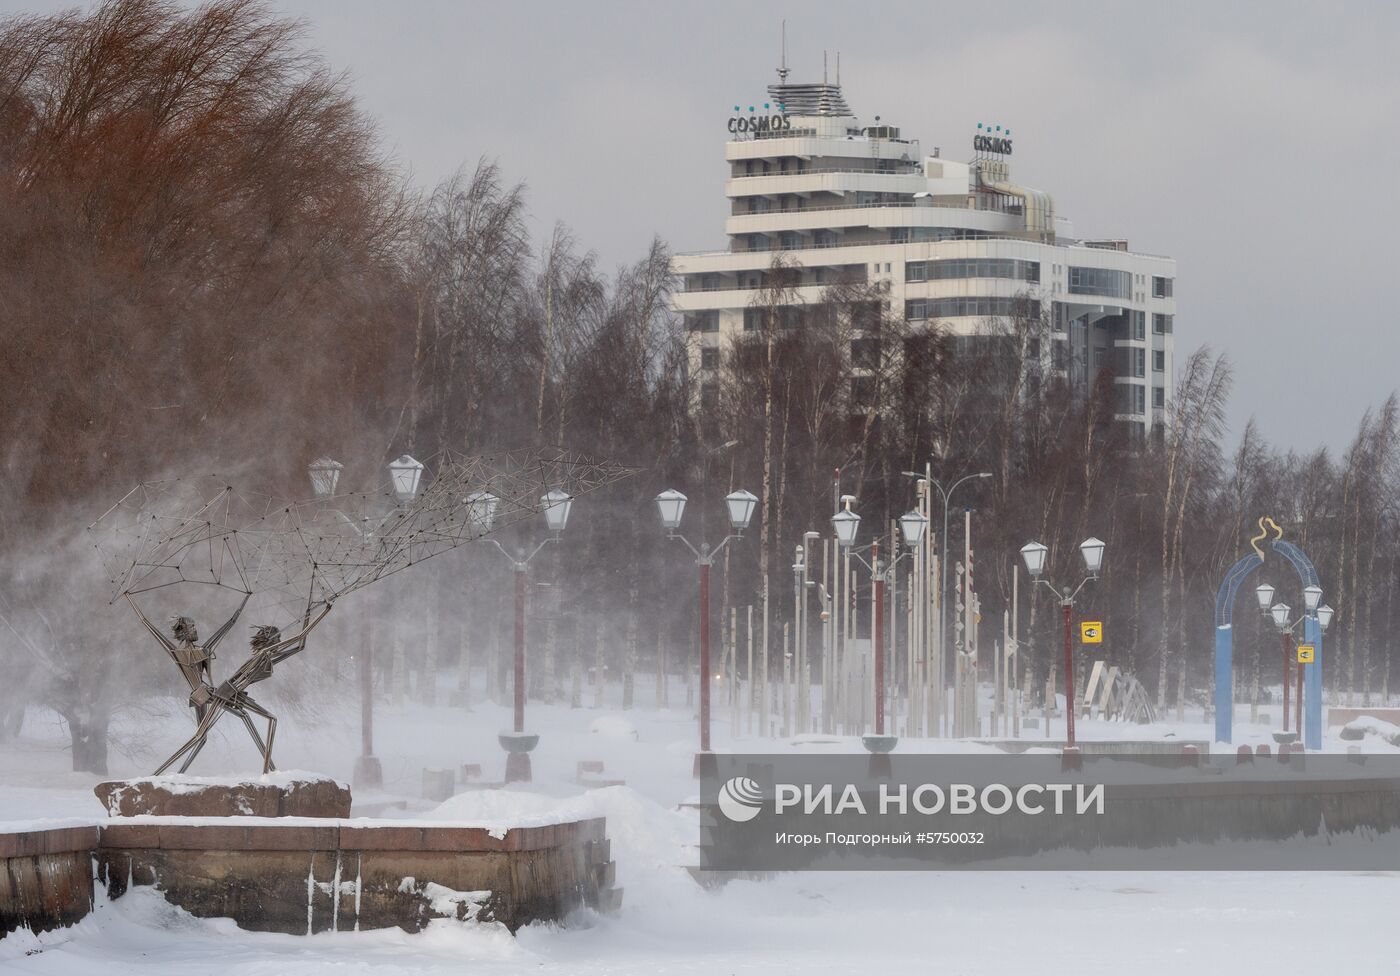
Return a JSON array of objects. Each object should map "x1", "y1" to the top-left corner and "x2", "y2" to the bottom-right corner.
[
  {"x1": 1153, "y1": 313, "x2": 1173, "y2": 334},
  {"x1": 1133, "y1": 310, "x2": 1146, "y2": 341},
  {"x1": 686, "y1": 310, "x2": 719, "y2": 333},
  {"x1": 1153, "y1": 386, "x2": 1165, "y2": 408},
  {"x1": 1152, "y1": 276, "x2": 1174, "y2": 298},
  {"x1": 1133, "y1": 348, "x2": 1146, "y2": 378},
  {"x1": 700, "y1": 347, "x2": 720, "y2": 369},
  {"x1": 1068, "y1": 267, "x2": 1132, "y2": 299},
  {"x1": 907, "y1": 258, "x2": 1040, "y2": 283},
  {"x1": 850, "y1": 337, "x2": 880, "y2": 368},
  {"x1": 851, "y1": 376, "x2": 875, "y2": 403},
  {"x1": 1093, "y1": 346, "x2": 1106, "y2": 368},
  {"x1": 700, "y1": 382, "x2": 719, "y2": 412},
  {"x1": 907, "y1": 296, "x2": 1027, "y2": 320},
  {"x1": 1134, "y1": 384, "x2": 1146, "y2": 415},
  {"x1": 1153, "y1": 350, "x2": 1165, "y2": 372}
]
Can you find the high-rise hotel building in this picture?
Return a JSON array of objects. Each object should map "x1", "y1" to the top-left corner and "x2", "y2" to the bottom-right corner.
[{"x1": 673, "y1": 76, "x2": 1176, "y2": 436}]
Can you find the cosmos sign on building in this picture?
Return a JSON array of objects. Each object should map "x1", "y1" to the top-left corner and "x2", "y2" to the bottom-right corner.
[
  {"x1": 728, "y1": 101, "x2": 791, "y2": 136},
  {"x1": 973, "y1": 122, "x2": 1012, "y2": 155}
]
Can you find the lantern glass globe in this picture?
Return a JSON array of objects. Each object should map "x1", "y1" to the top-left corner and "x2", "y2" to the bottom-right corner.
[
  {"x1": 466, "y1": 491, "x2": 498, "y2": 530},
  {"x1": 899, "y1": 510, "x2": 929, "y2": 548},
  {"x1": 1079, "y1": 537, "x2": 1105, "y2": 575},
  {"x1": 831, "y1": 509, "x2": 861, "y2": 548},
  {"x1": 308, "y1": 457, "x2": 342, "y2": 498},
  {"x1": 1317, "y1": 604, "x2": 1335, "y2": 632},
  {"x1": 388, "y1": 455, "x2": 424, "y2": 503},
  {"x1": 1020, "y1": 541, "x2": 1048, "y2": 578},
  {"x1": 1255, "y1": 582, "x2": 1275, "y2": 612},
  {"x1": 1303, "y1": 584, "x2": 1323, "y2": 613},
  {"x1": 725, "y1": 490, "x2": 758, "y2": 530},
  {"x1": 541, "y1": 490, "x2": 573, "y2": 534},
  {"x1": 655, "y1": 489, "x2": 687, "y2": 531}
]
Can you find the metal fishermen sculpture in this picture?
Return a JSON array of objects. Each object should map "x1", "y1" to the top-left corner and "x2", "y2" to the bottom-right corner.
[{"x1": 89, "y1": 448, "x2": 637, "y2": 775}]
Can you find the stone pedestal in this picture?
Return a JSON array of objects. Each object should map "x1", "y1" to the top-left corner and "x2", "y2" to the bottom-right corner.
[
  {"x1": 353, "y1": 755, "x2": 383, "y2": 791},
  {"x1": 693, "y1": 750, "x2": 718, "y2": 780},
  {"x1": 499, "y1": 732, "x2": 539, "y2": 784},
  {"x1": 862, "y1": 734, "x2": 897, "y2": 779},
  {"x1": 94, "y1": 775, "x2": 350, "y2": 819}
]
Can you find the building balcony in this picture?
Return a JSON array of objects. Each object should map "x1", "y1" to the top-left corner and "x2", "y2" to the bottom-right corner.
[{"x1": 725, "y1": 203, "x2": 1019, "y2": 237}]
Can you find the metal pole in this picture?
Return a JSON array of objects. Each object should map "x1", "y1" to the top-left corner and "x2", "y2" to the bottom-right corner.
[
  {"x1": 1062, "y1": 600, "x2": 1076, "y2": 747},
  {"x1": 699, "y1": 558, "x2": 712, "y2": 753},
  {"x1": 1281, "y1": 630, "x2": 1290, "y2": 732},
  {"x1": 789, "y1": 560, "x2": 800, "y2": 733},
  {"x1": 360, "y1": 601, "x2": 374, "y2": 757},
  {"x1": 1292, "y1": 632, "x2": 1302, "y2": 737},
  {"x1": 940, "y1": 494, "x2": 950, "y2": 702},
  {"x1": 822, "y1": 538, "x2": 832, "y2": 733},
  {"x1": 873, "y1": 542, "x2": 885, "y2": 735},
  {"x1": 514, "y1": 564, "x2": 526, "y2": 733}
]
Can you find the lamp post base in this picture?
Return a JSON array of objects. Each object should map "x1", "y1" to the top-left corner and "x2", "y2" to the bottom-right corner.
[
  {"x1": 862, "y1": 734, "x2": 898, "y2": 779},
  {"x1": 353, "y1": 754, "x2": 383, "y2": 791},
  {"x1": 499, "y1": 732, "x2": 539, "y2": 784},
  {"x1": 693, "y1": 751, "x2": 718, "y2": 779},
  {"x1": 1060, "y1": 745, "x2": 1082, "y2": 772},
  {"x1": 504, "y1": 752, "x2": 532, "y2": 784}
]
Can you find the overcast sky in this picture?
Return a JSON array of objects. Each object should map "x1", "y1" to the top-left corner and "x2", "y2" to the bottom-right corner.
[{"x1": 10, "y1": 0, "x2": 1400, "y2": 453}]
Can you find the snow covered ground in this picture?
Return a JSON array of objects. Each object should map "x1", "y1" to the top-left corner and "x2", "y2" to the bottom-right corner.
[{"x1": 3, "y1": 682, "x2": 1398, "y2": 973}]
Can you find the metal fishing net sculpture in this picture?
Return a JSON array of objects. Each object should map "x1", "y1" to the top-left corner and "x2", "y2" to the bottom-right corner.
[{"x1": 88, "y1": 448, "x2": 637, "y2": 775}]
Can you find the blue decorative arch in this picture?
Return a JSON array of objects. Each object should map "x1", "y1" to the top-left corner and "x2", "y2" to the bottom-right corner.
[{"x1": 1214, "y1": 536, "x2": 1323, "y2": 749}]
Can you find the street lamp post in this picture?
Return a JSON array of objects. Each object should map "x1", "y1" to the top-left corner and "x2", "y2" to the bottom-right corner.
[
  {"x1": 656, "y1": 488, "x2": 757, "y2": 776},
  {"x1": 927, "y1": 473, "x2": 992, "y2": 724},
  {"x1": 309, "y1": 454, "x2": 424, "y2": 790},
  {"x1": 473, "y1": 488, "x2": 572, "y2": 783},
  {"x1": 1019, "y1": 536, "x2": 1104, "y2": 763},
  {"x1": 1260, "y1": 585, "x2": 1330, "y2": 743},
  {"x1": 831, "y1": 500, "x2": 928, "y2": 741}
]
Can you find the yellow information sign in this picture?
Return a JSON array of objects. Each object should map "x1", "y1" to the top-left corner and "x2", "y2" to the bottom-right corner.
[
  {"x1": 1081, "y1": 621, "x2": 1103, "y2": 644},
  {"x1": 1297, "y1": 644, "x2": 1315, "y2": 664}
]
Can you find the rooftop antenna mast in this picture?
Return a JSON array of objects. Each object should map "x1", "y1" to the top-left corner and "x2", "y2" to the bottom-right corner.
[
  {"x1": 777, "y1": 20, "x2": 789, "y2": 83},
  {"x1": 836, "y1": 51, "x2": 840, "y2": 86},
  {"x1": 823, "y1": 50, "x2": 828, "y2": 85}
]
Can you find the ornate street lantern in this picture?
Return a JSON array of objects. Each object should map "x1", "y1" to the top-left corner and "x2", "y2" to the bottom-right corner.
[
  {"x1": 899, "y1": 510, "x2": 929, "y2": 548},
  {"x1": 1020, "y1": 541, "x2": 1048, "y2": 578},
  {"x1": 725, "y1": 490, "x2": 758, "y2": 531},
  {"x1": 1255, "y1": 582, "x2": 1276, "y2": 613},
  {"x1": 655, "y1": 489, "x2": 688, "y2": 531},
  {"x1": 466, "y1": 491, "x2": 498, "y2": 530},
  {"x1": 308, "y1": 457, "x2": 343, "y2": 498},
  {"x1": 388, "y1": 455, "x2": 424, "y2": 503},
  {"x1": 1317, "y1": 604, "x2": 1335, "y2": 632},
  {"x1": 541, "y1": 489, "x2": 572, "y2": 534},
  {"x1": 832, "y1": 508, "x2": 861, "y2": 548},
  {"x1": 1302, "y1": 584, "x2": 1323, "y2": 614},
  {"x1": 1079, "y1": 537, "x2": 1105, "y2": 576}
]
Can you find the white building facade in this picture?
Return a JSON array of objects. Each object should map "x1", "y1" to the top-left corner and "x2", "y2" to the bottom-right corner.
[{"x1": 673, "y1": 79, "x2": 1176, "y2": 437}]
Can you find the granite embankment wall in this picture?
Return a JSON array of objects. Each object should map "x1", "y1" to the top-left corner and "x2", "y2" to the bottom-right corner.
[{"x1": 2, "y1": 818, "x2": 618, "y2": 938}]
